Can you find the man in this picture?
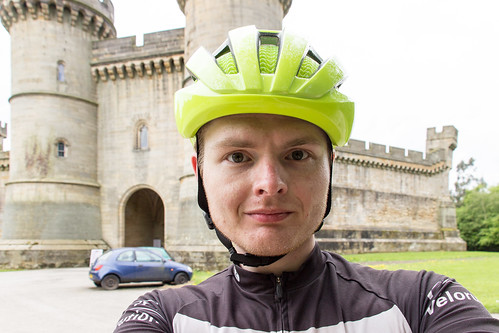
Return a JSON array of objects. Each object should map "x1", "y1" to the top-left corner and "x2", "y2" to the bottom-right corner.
[{"x1": 115, "y1": 26, "x2": 498, "y2": 332}]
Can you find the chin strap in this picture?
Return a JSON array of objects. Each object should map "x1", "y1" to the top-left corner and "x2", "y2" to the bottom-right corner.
[
  {"x1": 203, "y1": 213, "x2": 285, "y2": 267},
  {"x1": 315, "y1": 151, "x2": 334, "y2": 232},
  {"x1": 196, "y1": 147, "x2": 334, "y2": 267}
]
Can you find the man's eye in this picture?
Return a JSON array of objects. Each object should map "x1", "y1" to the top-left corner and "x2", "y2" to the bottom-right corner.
[
  {"x1": 289, "y1": 150, "x2": 309, "y2": 161},
  {"x1": 227, "y1": 152, "x2": 247, "y2": 163}
]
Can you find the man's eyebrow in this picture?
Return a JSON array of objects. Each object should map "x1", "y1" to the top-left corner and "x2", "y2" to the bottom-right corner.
[
  {"x1": 211, "y1": 135, "x2": 325, "y2": 149},
  {"x1": 284, "y1": 136, "x2": 325, "y2": 147},
  {"x1": 211, "y1": 138, "x2": 256, "y2": 149}
]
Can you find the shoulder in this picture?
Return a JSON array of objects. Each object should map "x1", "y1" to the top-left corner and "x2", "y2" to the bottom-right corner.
[
  {"x1": 114, "y1": 268, "x2": 233, "y2": 332},
  {"x1": 321, "y1": 250, "x2": 438, "y2": 293},
  {"x1": 320, "y1": 250, "x2": 499, "y2": 332}
]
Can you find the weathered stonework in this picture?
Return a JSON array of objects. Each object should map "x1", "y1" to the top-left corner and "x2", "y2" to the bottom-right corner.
[
  {"x1": 0, "y1": 0, "x2": 115, "y2": 268},
  {"x1": 0, "y1": 0, "x2": 464, "y2": 270}
]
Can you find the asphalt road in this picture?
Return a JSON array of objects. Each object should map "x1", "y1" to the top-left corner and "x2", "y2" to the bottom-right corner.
[{"x1": 0, "y1": 267, "x2": 170, "y2": 333}]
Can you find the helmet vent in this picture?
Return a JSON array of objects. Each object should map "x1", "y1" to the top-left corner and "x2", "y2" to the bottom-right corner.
[
  {"x1": 297, "y1": 49, "x2": 321, "y2": 78},
  {"x1": 215, "y1": 46, "x2": 238, "y2": 74},
  {"x1": 259, "y1": 34, "x2": 279, "y2": 74}
]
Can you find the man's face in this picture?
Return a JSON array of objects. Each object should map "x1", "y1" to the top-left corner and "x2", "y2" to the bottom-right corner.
[{"x1": 196, "y1": 114, "x2": 331, "y2": 257}]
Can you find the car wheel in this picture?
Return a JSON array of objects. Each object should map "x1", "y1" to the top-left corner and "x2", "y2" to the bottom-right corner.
[
  {"x1": 173, "y1": 272, "x2": 189, "y2": 285},
  {"x1": 101, "y1": 274, "x2": 120, "y2": 290}
]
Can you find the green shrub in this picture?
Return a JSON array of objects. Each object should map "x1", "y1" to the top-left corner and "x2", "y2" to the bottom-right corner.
[{"x1": 457, "y1": 185, "x2": 499, "y2": 251}]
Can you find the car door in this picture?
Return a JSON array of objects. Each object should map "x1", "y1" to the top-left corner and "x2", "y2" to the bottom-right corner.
[
  {"x1": 115, "y1": 250, "x2": 137, "y2": 282},
  {"x1": 134, "y1": 250, "x2": 165, "y2": 282}
]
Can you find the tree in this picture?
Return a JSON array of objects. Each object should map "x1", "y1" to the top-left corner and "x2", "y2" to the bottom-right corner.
[
  {"x1": 457, "y1": 185, "x2": 499, "y2": 251},
  {"x1": 451, "y1": 158, "x2": 486, "y2": 207}
]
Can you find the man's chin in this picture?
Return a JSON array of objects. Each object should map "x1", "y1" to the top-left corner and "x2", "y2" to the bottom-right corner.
[{"x1": 236, "y1": 242, "x2": 292, "y2": 258}]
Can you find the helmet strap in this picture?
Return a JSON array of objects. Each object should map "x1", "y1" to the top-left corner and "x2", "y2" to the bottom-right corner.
[{"x1": 314, "y1": 148, "x2": 334, "y2": 233}]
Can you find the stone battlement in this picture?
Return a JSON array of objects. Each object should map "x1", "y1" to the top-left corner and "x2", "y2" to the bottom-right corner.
[
  {"x1": 91, "y1": 28, "x2": 184, "y2": 81},
  {"x1": 92, "y1": 28, "x2": 184, "y2": 63},
  {"x1": 0, "y1": 0, "x2": 115, "y2": 39},
  {"x1": 337, "y1": 139, "x2": 446, "y2": 166},
  {"x1": 427, "y1": 125, "x2": 458, "y2": 141}
]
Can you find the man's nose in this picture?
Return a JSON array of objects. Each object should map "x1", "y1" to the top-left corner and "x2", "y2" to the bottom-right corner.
[{"x1": 253, "y1": 159, "x2": 288, "y2": 196}]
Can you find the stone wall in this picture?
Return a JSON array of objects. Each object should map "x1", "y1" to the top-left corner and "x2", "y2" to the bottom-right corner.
[
  {"x1": 91, "y1": 29, "x2": 188, "y2": 249},
  {"x1": 316, "y1": 130, "x2": 466, "y2": 255}
]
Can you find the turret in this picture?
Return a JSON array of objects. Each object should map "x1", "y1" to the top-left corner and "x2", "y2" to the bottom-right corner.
[
  {"x1": 425, "y1": 126, "x2": 462, "y2": 245},
  {"x1": 177, "y1": 0, "x2": 291, "y2": 60},
  {"x1": 426, "y1": 126, "x2": 458, "y2": 169},
  {"x1": 0, "y1": 0, "x2": 115, "y2": 268}
]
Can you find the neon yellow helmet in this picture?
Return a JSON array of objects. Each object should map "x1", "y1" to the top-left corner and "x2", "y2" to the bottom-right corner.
[{"x1": 175, "y1": 25, "x2": 354, "y2": 147}]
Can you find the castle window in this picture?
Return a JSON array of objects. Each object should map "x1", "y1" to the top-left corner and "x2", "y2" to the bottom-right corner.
[
  {"x1": 57, "y1": 142, "x2": 66, "y2": 157},
  {"x1": 57, "y1": 61, "x2": 65, "y2": 82},
  {"x1": 135, "y1": 123, "x2": 149, "y2": 150},
  {"x1": 55, "y1": 139, "x2": 69, "y2": 158},
  {"x1": 139, "y1": 125, "x2": 148, "y2": 149}
]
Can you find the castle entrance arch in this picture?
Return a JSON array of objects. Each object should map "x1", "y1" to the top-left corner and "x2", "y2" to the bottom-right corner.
[{"x1": 124, "y1": 188, "x2": 165, "y2": 247}]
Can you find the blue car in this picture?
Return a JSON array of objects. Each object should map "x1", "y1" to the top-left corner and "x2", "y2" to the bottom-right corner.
[{"x1": 89, "y1": 247, "x2": 193, "y2": 290}]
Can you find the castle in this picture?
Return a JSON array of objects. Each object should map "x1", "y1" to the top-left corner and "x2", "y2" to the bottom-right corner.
[{"x1": 0, "y1": 0, "x2": 465, "y2": 270}]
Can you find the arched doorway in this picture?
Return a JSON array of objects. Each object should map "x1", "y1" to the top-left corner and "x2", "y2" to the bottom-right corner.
[{"x1": 124, "y1": 188, "x2": 164, "y2": 247}]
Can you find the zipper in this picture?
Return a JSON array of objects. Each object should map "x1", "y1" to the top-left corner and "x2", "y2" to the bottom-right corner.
[
  {"x1": 274, "y1": 276, "x2": 284, "y2": 332},
  {"x1": 275, "y1": 276, "x2": 283, "y2": 301}
]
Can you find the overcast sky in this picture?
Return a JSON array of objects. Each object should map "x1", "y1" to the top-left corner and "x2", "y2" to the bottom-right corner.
[{"x1": 0, "y1": 0, "x2": 498, "y2": 187}]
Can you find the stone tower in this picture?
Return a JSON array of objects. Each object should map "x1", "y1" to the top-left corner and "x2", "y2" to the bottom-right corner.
[
  {"x1": 0, "y1": 0, "x2": 115, "y2": 266},
  {"x1": 426, "y1": 126, "x2": 462, "y2": 242},
  {"x1": 177, "y1": 0, "x2": 292, "y2": 60}
]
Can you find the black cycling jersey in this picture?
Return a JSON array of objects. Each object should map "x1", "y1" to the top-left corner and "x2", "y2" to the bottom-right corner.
[{"x1": 114, "y1": 244, "x2": 498, "y2": 332}]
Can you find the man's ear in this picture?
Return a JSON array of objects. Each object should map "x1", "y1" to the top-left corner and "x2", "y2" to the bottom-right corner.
[{"x1": 191, "y1": 153, "x2": 198, "y2": 177}]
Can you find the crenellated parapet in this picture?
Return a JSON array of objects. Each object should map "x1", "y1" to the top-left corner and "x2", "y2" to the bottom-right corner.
[
  {"x1": 0, "y1": 0, "x2": 116, "y2": 39},
  {"x1": 426, "y1": 126, "x2": 458, "y2": 168},
  {"x1": 336, "y1": 138, "x2": 448, "y2": 175},
  {"x1": 91, "y1": 28, "x2": 184, "y2": 82}
]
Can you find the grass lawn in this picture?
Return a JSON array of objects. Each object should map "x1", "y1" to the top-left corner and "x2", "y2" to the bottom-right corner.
[
  {"x1": 343, "y1": 251, "x2": 499, "y2": 314},
  {"x1": 193, "y1": 251, "x2": 499, "y2": 313}
]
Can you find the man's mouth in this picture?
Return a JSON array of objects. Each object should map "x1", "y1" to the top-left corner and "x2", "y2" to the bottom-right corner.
[{"x1": 245, "y1": 209, "x2": 292, "y2": 223}]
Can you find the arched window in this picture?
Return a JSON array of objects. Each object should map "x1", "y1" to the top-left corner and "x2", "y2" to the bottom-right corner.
[
  {"x1": 135, "y1": 123, "x2": 149, "y2": 150},
  {"x1": 140, "y1": 125, "x2": 148, "y2": 149},
  {"x1": 57, "y1": 61, "x2": 65, "y2": 82}
]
